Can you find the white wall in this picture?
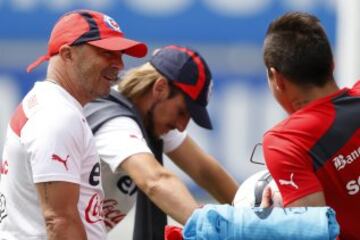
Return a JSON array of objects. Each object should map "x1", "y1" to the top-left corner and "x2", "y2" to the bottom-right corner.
[{"x1": 336, "y1": 0, "x2": 360, "y2": 87}]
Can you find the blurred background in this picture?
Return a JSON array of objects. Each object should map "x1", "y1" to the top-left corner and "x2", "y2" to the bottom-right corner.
[{"x1": 1, "y1": 0, "x2": 359, "y2": 239}]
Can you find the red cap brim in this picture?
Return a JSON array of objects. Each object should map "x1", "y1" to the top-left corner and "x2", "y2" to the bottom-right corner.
[
  {"x1": 26, "y1": 38, "x2": 147, "y2": 73},
  {"x1": 26, "y1": 55, "x2": 50, "y2": 73},
  {"x1": 88, "y1": 37, "x2": 148, "y2": 58}
]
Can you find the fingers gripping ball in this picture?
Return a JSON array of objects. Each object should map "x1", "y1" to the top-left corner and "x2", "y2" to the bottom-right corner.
[{"x1": 233, "y1": 170, "x2": 283, "y2": 208}]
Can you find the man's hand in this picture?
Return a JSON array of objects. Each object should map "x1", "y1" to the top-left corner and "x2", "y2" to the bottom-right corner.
[{"x1": 260, "y1": 186, "x2": 273, "y2": 208}]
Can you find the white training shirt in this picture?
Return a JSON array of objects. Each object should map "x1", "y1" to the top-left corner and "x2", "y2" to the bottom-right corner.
[
  {"x1": 94, "y1": 117, "x2": 186, "y2": 230},
  {"x1": 0, "y1": 81, "x2": 106, "y2": 240}
]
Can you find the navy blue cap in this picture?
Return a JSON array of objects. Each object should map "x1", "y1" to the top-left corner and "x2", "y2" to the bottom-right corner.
[{"x1": 150, "y1": 45, "x2": 213, "y2": 129}]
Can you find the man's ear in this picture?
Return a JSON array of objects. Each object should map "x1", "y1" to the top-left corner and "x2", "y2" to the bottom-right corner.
[
  {"x1": 152, "y1": 77, "x2": 169, "y2": 100},
  {"x1": 269, "y1": 67, "x2": 286, "y2": 92},
  {"x1": 58, "y1": 45, "x2": 73, "y2": 63}
]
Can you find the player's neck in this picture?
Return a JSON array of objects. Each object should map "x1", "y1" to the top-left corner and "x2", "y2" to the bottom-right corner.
[
  {"x1": 292, "y1": 81, "x2": 339, "y2": 111},
  {"x1": 47, "y1": 66, "x2": 89, "y2": 106}
]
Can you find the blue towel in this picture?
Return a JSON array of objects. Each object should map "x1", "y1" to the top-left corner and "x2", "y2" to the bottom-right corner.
[{"x1": 183, "y1": 205, "x2": 339, "y2": 240}]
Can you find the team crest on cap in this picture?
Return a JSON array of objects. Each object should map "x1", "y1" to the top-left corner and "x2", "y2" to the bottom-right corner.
[{"x1": 104, "y1": 15, "x2": 121, "y2": 32}]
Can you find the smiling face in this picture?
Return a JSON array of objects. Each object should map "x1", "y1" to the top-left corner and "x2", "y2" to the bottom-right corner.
[
  {"x1": 146, "y1": 91, "x2": 190, "y2": 138},
  {"x1": 71, "y1": 44, "x2": 124, "y2": 102}
]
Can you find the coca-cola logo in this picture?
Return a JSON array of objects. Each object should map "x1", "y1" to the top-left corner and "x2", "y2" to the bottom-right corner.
[
  {"x1": 85, "y1": 193, "x2": 104, "y2": 223},
  {"x1": 103, "y1": 199, "x2": 126, "y2": 229},
  {"x1": 0, "y1": 160, "x2": 8, "y2": 175}
]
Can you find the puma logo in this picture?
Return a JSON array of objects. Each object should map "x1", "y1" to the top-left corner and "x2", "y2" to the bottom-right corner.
[
  {"x1": 51, "y1": 154, "x2": 69, "y2": 171},
  {"x1": 279, "y1": 173, "x2": 299, "y2": 189}
]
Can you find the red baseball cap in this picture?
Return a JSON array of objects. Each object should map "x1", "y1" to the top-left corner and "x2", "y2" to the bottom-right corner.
[{"x1": 27, "y1": 9, "x2": 148, "y2": 72}]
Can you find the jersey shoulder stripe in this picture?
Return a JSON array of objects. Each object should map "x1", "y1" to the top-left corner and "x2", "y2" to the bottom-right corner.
[{"x1": 10, "y1": 103, "x2": 28, "y2": 137}]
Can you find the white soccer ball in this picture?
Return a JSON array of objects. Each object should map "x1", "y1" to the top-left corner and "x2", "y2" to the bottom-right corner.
[{"x1": 233, "y1": 170, "x2": 283, "y2": 208}]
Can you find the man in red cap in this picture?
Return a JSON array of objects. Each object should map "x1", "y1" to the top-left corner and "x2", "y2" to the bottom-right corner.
[
  {"x1": 0, "y1": 9, "x2": 147, "y2": 240},
  {"x1": 84, "y1": 45, "x2": 238, "y2": 240}
]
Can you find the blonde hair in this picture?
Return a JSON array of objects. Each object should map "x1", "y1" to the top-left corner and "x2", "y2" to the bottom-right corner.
[{"x1": 117, "y1": 62, "x2": 163, "y2": 100}]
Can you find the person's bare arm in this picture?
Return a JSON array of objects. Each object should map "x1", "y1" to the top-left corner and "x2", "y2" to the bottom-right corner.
[
  {"x1": 36, "y1": 182, "x2": 87, "y2": 240},
  {"x1": 121, "y1": 152, "x2": 198, "y2": 224},
  {"x1": 286, "y1": 191, "x2": 326, "y2": 207},
  {"x1": 167, "y1": 136, "x2": 238, "y2": 204},
  {"x1": 260, "y1": 187, "x2": 326, "y2": 208}
]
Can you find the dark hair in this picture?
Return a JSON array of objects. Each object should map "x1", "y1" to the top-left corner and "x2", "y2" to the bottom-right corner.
[
  {"x1": 167, "y1": 80, "x2": 183, "y2": 99},
  {"x1": 263, "y1": 12, "x2": 334, "y2": 87}
]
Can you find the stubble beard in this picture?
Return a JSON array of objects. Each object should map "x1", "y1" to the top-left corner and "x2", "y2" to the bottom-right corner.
[{"x1": 144, "y1": 101, "x2": 158, "y2": 140}]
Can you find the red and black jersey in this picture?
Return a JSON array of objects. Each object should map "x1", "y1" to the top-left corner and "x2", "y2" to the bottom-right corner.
[{"x1": 264, "y1": 81, "x2": 360, "y2": 240}]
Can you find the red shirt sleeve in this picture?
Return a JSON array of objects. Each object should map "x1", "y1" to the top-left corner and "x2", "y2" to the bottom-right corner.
[{"x1": 263, "y1": 132, "x2": 324, "y2": 206}]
